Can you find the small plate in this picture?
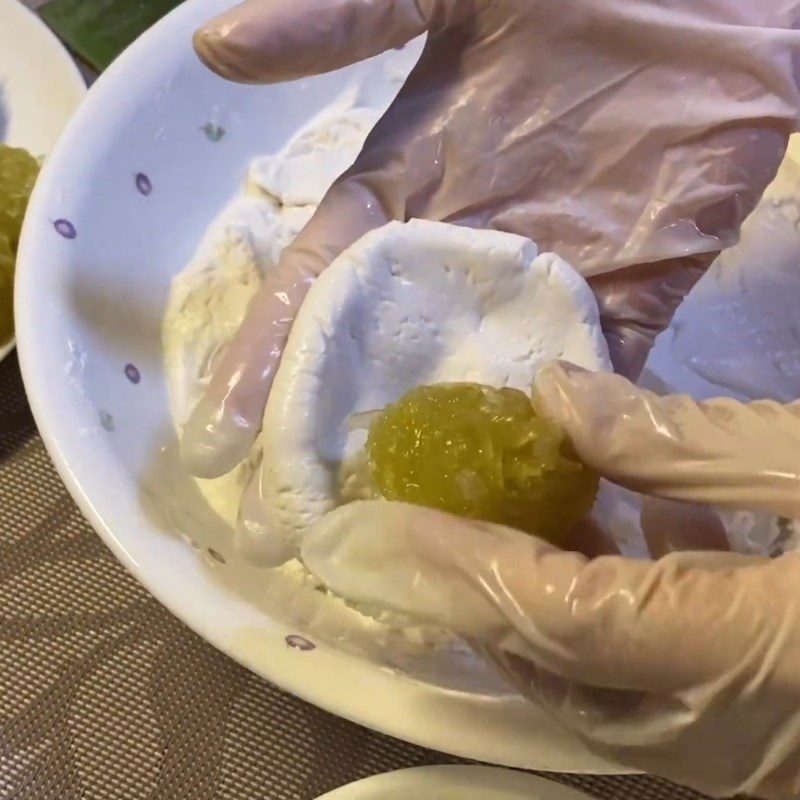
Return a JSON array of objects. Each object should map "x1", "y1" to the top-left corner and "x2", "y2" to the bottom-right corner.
[
  {"x1": 0, "y1": 0, "x2": 86, "y2": 360},
  {"x1": 316, "y1": 766, "x2": 595, "y2": 800}
]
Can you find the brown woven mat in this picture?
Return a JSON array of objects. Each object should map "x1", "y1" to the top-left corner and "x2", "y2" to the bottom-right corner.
[{"x1": 0, "y1": 350, "x2": 711, "y2": 799}]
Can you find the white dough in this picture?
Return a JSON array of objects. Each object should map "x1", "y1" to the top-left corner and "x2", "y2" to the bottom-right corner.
[
  {"x1": 248, "y1": 105, "x2": 381, "y2": 207},
  {"x1": 254, "y1": 219, "x2": 612, "y2": 565},
  {"x1": 163, "y1": 98, "x2": 377, "y2": 526}
]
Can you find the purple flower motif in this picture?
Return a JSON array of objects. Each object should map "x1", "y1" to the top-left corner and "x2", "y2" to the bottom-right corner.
[
  {"x1": 124, "y1": 363, "x2": 141, "y2": 384},
  {"x1": 99, "y1": 410, "x2": 115, "y2": 432},
  {"x1": 135, "y1": 172, "x2": 152, "y2": 196},
  {"x1": 286, "y1": 635, "x2": 316, "y2": 652},
  {"x1": 201, "y1": 123, "x2": 226, "y2": 142},
  {"x1": 53, "y1": 219, "x2": 76, "y2": 239}
]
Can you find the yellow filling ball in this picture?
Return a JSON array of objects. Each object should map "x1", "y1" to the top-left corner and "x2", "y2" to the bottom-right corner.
[
  {"x1": 366, "y1": 383, "x2": 598, "y2": 544},
  {"x1": 0, "y1": 144, "x2": 40, "y2": 344}
]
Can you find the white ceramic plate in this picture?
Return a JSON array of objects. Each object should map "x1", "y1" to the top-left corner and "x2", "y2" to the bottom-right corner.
[
  {"x1": 15, "y1": 0, "x2": 627, "y2": 773},
  {"x1": 20, "y1": 0, "x2": 800, "y2": 774},
  {"x1": 315, "y1": 767, "x2": 594, "y2": 800},
  {"x1": 0, "y1": 0, "x2": 86, "y2": 360}
]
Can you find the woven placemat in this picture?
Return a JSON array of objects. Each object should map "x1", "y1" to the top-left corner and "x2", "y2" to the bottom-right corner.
[{"x1": 0, "y1": 351, "x2": 710, "y2": 799}]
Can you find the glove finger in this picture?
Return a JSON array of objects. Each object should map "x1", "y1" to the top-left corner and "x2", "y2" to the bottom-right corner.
[
  {"x1": 589, "y1": 122, "x2": 789, "y2": 381},
  {"x1": 194, "y1": 0, "x2": 440, "y2": 84},
  {"x1": 303, "y1": 502, "x2": 521, "y2": 637},
  {"x1": 302, "y1": 500, "x2": 783, "y2": 697},
  {"x1": 181, "y1": 176, "x2": 389, "y2": 478},
  {"x1": 534, "y1": 361, "x2": 800, "y2": 519},
  {"x1": 182, "y1": 31, "x2": 457, "y2": 479},
  {"x1": 481, "y1": 645, "x2": 657, "y2": 735},
  {"x1": 234, "y1": 458, "x2": 298, "y2": 566},
  {"x1": 589, "y1": 253, "x2": 713, "y2": 381}
]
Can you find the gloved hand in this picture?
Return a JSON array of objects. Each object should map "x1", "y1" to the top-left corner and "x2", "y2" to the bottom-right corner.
[
  {"x1": 301, "y1": 362, "x2": 800, "y2": 798},
  {"x1": 184, "y1": 0, "x2": 800, "y2": 479}
]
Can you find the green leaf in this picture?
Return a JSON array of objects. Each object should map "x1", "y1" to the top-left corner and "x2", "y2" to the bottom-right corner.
[{"x1": 40, "y1": 0, "x2": 184, "y2": 72}]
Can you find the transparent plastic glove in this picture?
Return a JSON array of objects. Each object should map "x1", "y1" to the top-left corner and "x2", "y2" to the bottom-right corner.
[
  {"x1": 302, "y1": 362, "x2": 800, "y2": 798},
  {"x1": 184, "y1": 0, "x2": 800, "y2": 479}
]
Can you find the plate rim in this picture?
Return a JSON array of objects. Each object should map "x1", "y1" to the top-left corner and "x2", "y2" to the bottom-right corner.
[{"x1": 315, "y1": 766, "x2": 596, "y2": 800}]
